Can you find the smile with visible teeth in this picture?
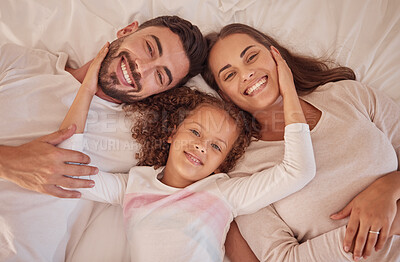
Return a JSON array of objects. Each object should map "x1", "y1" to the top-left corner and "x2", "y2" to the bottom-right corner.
[
  {"x1": 185, "y1": 152, "x2": 203, "y2": 165},
  {"x1": 245, "y1": 76, "x2": 267, "y2": 95},
  {"x1": 121, "y1": 61, "x2": 133, "y2": 85}
]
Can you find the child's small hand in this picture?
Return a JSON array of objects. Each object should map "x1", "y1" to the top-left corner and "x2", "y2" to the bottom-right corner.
[
  {"x1": 81, "y1": 42, "x2": 109, "y2": 96},
  {"x1": 270, "y1": 46, "x2": 295, "y2": 97}
]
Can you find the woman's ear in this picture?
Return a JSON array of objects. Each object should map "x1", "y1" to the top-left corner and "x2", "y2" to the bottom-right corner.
[
  {"x1": 117, "y1": 21, "x2": 139, "y2": 38},
  {"x1": 167, "y1": 126, "x2": 177, "y2": 144}
]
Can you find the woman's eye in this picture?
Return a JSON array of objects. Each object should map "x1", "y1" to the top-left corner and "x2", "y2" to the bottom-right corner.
[
  {"x1": 211, "y1": 143, "x2": 221, "y2": 152},
  {"x1": 224, "y1": 72, "x2": 235, "y2": 81},
  {"x1": 146, "y1": 41, "x2": 153, "y2": 56},
  {"x1": 190, "y1": 129, "x2": 200, "y2": 137},
  {"x1": 247, "y1": 52, "x2": 258, "y2": 62}
]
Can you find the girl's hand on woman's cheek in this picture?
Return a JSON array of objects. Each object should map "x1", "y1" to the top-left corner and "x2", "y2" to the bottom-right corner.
[{"x1": 270, "y1": 46, "x2": 295, "y2": 97}]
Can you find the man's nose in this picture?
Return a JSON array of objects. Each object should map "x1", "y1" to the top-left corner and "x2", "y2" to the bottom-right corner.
[{"x1": 135, "y1": 58, "x2": 154, "y2": 78}]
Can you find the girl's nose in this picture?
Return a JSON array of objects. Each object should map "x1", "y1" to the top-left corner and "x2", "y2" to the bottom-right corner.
[{"x1": 195, "y1": 144, "x2": 206, "y2": 154}]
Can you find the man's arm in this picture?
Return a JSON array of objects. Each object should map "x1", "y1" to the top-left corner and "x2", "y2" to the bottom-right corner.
[{"x1": 0, "y1": 126, "x2": 98, "y2": 198}]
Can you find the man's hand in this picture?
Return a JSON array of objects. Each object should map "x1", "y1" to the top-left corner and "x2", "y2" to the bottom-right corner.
[{"x1": 0, "y1": 125, "x2": 98, "y2": 198}]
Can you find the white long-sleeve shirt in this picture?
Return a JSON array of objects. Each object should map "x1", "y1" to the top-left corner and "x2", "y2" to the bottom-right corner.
[
  {"x1": 60, "y1": 123, "x2": 315, "y2": 261},
  {"x1": 0, "y1": 43, "x2": 137, "y2": 262}
]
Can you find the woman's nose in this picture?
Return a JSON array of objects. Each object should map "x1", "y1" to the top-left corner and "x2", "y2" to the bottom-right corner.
[{"x1": 242, "y1": 70, "x2": 254, "y2": 82}]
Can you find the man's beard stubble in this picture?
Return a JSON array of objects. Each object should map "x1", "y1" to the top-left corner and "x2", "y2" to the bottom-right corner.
[{"x1": 98, "y1": 37, "x2": 142, "y2": 103}]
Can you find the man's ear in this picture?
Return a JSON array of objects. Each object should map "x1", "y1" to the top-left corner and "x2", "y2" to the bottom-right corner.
[
  {"x1": 117, "y1": 21, "x2": 139, "y2": 38},
  {"x1": 167, "y1": 126, "x2": 177, "y2": 144}
]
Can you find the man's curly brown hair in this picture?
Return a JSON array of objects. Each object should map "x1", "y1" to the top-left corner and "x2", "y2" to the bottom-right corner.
[{"x1": 124, "y1": 86, "x2": 257, "y2": 173}]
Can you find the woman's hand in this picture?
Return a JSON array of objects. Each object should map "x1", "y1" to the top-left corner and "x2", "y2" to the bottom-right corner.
[
  {"x1": 389, "y1": 200, "x2": 400, "y2": 237},
  {"x1": 330, "y1": 171, "x2": 400, "y2": 260},
  {"x1": 270, "y1": 46, "x2": 295, "y2": 97},
  {"x1": 81, "y1": 42, "x2": 110, "y2": 96}
]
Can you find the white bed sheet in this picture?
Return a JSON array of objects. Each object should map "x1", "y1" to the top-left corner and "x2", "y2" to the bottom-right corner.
[{"x1": 1, "y1": 0, "x2": 399, "y2": 261}]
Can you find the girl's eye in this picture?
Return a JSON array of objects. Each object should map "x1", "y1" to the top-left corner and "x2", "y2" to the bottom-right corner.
[
  {"x1": 190, "y1": 129, "x2": 200, "y2": 137},
  {"x1": 211, "y1": 143, "x2": 221, "y2": 152},
  {"x1": 146, "y1": 41, "x2": 153, "y2": 57},
  {"x1": 247, "y1": 52, "x2": 258, "y2": 62},
  {"x1": 224, "y1": 72, "x2": 236, "y2": 81}
]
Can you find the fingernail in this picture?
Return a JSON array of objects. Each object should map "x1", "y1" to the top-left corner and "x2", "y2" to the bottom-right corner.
[
  {"x1": 67, "y1": 124, "x2": 74, "y2": 130},
  {"x1": 89, "y1": 182, "x2": 95, "y2": 187},
  {"x1": 344, "y1": 246, "x2": 350, "y2": 252}
]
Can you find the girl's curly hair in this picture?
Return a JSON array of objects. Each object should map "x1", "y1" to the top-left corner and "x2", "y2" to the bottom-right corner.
[{"x1": 124, "y1": 86, "x2": 257, "y2": 173}]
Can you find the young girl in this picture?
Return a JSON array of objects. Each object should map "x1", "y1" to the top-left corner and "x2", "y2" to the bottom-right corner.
[{"x1": 59, "y1": 42, "x2": 315, "y2": 261}]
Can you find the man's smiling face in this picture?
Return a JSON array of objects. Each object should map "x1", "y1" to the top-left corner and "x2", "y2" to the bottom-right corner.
[{"x1": 98, "y1": 24, "x2": 189, "y2": 103}]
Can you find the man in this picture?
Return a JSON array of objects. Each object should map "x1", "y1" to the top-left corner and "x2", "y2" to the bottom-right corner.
[{"x1": 0, "y1": 15, "x2": 206, "y2": 261}]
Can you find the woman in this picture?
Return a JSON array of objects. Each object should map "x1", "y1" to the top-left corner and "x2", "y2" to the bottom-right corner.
[{"x1": 202, "y1": 23, "x2": 400, "y2": 261}]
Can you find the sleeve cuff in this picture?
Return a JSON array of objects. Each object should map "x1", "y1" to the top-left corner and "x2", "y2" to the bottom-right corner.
[
  {"x1": 284, "y1": 123, "x2": 310, "y2": 133},
  {"x1": 57, "y1": 133, "x2": 84, "y2": 152}
]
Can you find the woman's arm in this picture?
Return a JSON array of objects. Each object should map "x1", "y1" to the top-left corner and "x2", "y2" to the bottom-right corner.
[
  {"x1": 331, "y1": 171, "x2": 400, "y2": 260},
  {"x1": 59, "y1": 42, "x2": 109, "y2": 132},
  {"x1": 230, "y1": 200, "x2": 400, "y2": 262},
  {"x1": 234, "y1": 205, "x2": 356, "y2": 262},
  {"x1": 225, "y1": 221, "x2": 259, "y2": 262},
  {"x1": 330, "y1": 85, "x2": 400, "y2": 260}
]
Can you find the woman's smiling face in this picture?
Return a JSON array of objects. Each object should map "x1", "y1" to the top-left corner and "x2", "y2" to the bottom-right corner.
[{"x1": 209, "y1": 33, "x2": 280, "y2": 115}]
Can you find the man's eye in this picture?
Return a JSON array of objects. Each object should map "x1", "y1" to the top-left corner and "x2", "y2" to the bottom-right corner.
[
  {"x1": 157, "y1": 70, "x2": 163, "y2": 85},
  {"x1": 211, "y1": 143, "x2": 221, "y2": 152},
  {"x1": 190, "y1": 129, "x2": 200, "y2": 137},
  {"x1": 224, "y1": 72, "x2": 236, "y2": 81},
  {"x1": 146, "y1": 41, "x2": 153, "y2": 56}
]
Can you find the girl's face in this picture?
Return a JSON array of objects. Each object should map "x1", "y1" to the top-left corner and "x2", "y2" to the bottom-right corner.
[
  {"x1": 164, "y1": 104, "x2": 239, "y2": 188},
  {"x1": 209, "y1": 33, "x2": 280, "y2": 115}
]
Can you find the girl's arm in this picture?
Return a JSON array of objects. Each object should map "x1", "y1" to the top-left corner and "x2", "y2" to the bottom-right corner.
[
  {"x1": 218, "y1": 47, "x2": 315, "y2": 215},
  {"x1": 56, "y1": 43, "x2": 110, "y2": 198},
  {"x1": 59, "y1": 42, "x2": 109, "y2": 132},
  {"x1": 57, "y1": 134, "x2": 128, "y2": 205}
]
